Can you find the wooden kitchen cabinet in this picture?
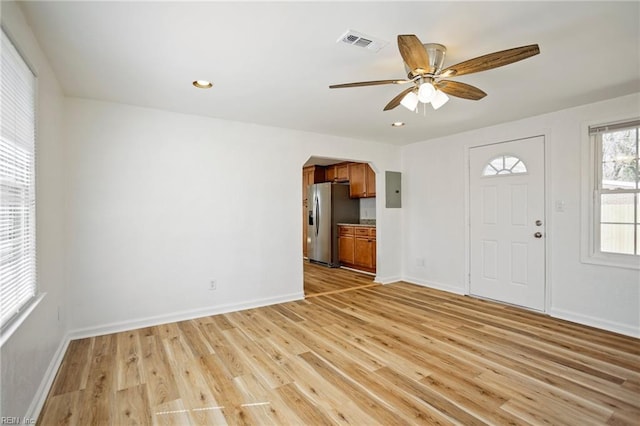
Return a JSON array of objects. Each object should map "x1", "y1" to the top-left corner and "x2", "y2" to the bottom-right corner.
[
  {"x1": 371, "y1": 227, "x2": 377, "y2": 269},
  {"x1": 348, "y1": 163, "x2": 376, "y2": 198},
  {"x1": 325, "y1": 166, "x2": 336, "y2": 182},
  {"x1": 338, "y1": 225, "x2": 376, "y2": 273},
  {"x1": 354, "y1": 227, "x2": 376, "y2": 271},
  {"x1": 365, "y1": 163, "x2": 376, "y2": 197},
  {"x1": 338, "y1": 226, "x2": 355, "y2": 264},
  {"x1": 348, "y1": 163, "x2": 365, "y2": 198},
  {"x1": 325, "y1": 162, "x2": 350, "y2": 182},
  {"x1": 336, "y1": 163, "x2": 350, "y2": 181}
]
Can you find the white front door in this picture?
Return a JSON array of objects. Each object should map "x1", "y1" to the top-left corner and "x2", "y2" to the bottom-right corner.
[{"x1": 469, "y1": 136, "x2": 545, "y2": 311}]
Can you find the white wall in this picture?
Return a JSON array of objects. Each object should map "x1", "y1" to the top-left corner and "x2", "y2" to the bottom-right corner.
[
  {"x1": 1, "y1": 1, "x2": 69, "y2": 419},
  {"x1": 63, "y1": 98, "x2": 402, "y2": 334},
  {"x1": 402, "y1": 93, "x2": 640, "y2": 337}
]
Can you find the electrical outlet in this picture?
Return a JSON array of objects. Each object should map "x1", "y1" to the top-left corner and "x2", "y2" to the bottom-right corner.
[{"x1": 209, "y1": 280, "x2": 217, "y2": 291}]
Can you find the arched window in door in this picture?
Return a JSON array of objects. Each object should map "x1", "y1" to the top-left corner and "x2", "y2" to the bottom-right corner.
[{"x1": 482, "y1": 155, "x2": 527, "y2": 176}]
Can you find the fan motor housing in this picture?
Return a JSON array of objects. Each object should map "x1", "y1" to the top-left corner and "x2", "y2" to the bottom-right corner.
[{"x1": 405, "y1": 43, "x2": 447, "y2": 79}]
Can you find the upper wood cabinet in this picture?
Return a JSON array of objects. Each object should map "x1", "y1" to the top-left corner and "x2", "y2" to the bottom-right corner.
[
  {"x1": 336, "y1": 163, "x2": 349, "y2": 181},
  {"x1": 348, "y1": 163, "x2": 376, "y2": 198},
  {"x1": 325, "y1": 162, "x2": 350, "y2": 182},
  {"x1": 365, "y1": 164, "x2": 376, "y2": 197}
]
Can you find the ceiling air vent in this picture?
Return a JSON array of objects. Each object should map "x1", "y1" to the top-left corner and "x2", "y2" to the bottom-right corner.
[{"x1": 338, "y1": 30, "x2": 388, "y2": 53}]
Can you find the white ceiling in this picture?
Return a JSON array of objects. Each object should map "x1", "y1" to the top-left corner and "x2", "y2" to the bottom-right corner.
[{"x1": 17, "y1": 1, "x2": 640, "y2": 146}]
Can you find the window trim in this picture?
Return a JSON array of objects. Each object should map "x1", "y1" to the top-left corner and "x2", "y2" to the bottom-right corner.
[{"x1": 580, "y1": 117, "x2": 640, "y2": 270}]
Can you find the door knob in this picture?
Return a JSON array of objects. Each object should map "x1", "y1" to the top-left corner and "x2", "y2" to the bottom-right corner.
[
  {"x1": 534, "y1": 232, "x2": 543, "y2": 238},
  {"x1": 535, "y1": 220, "x2": 543, "y2": 226}
]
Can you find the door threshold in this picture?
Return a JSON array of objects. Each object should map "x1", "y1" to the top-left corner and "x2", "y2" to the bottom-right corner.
[{"x1": 305, "y1": 283, "x2": 379, "y2": 298}]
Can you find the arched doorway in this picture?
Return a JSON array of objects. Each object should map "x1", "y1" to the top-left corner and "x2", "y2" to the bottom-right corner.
[{"x1": 301, "y1": 156, "x2": 378, "y2": 297}]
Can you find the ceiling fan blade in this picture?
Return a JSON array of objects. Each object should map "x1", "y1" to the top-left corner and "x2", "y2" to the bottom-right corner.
[
  {"x1": 383, "y1": 87, "x2": 416, "y2": 111},
  {"x1": 436, "y1": 80, "x2": 487, "y2": 100},
  {"x1": 440, "y1": 44, "x2": 540, "y2": 77},
  {"x1": 397, "y1": 35, "x2": 431, "y2": 73},
  {"x1": 329, "y1": 79, "x2": 411, "y2": 89}
]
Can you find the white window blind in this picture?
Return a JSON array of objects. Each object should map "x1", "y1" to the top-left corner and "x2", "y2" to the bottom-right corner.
[{"x1": 1, "y1": 28, "x2": 37, "y2": 328}]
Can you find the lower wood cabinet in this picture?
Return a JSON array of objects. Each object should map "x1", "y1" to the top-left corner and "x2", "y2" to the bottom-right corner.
[
  {"x1": 338, "y1": 226, "x2": 355, "y2": 264},
  {"x1": 338, "y1": 225, "x2": 376, "y2": 273}
]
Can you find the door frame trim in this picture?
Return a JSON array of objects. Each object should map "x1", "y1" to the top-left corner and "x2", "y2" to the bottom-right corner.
[{"x1": 463, "y1": 133, "x2": 551, "y2": 313}]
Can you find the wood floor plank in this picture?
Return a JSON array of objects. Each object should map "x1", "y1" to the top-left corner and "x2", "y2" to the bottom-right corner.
[
  {"x1": 298, "y1": 351, "x2": 413, "y2": 426},
  {"x1": 198, "y1": 353, "x2": 259, "y2": 425},
  {"x1": 276, "y1": 382, "x2": 335, "y2": 425},
  {"x1": 116, "y1": 330, "x2": 144, "y2": 391},
  {"x1": 37, "y1": 389, "x2": 84, "y2": 425},
  {"x1": 375, "y1": 366, "x2": 486, "y2": 425},
  {"x1": 49, "y1": 338, "x2": 93, "y2": 396},
  {"x1": 222, "y1": 327, "x2": 293, "y2": 389},
  {"x1": 201, "y1": 322, "x2": 248, "y2": 378},
  {"x1": 152, "y1": 399, "x2": 191, "y2": 426},
  {"x1": 39, "y1": 265, "x2": 640, "y2": 425},
  {"x1": 176, "y1": 319, "x2": 215, "y2": 357},
  {"x1": 232, "y1": 372, "x2": 303, "y2": 425},
  {"x1": 76, "y1": 335, "x2": 116, "y2": 425},
  {"x1": 138, "y1": 331, "x2": 180, "y2": 407},
  {"x1": 273, "y1": 349, "x2": 379, "y2": 425},
  {"x1": 479, "y1": 368, "x2": 613, "y2": 425},
  {"x1": 114, "y1": 384, "x2": 153, "y2": 425}
]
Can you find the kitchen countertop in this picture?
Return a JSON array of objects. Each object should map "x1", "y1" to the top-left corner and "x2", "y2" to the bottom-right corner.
[{"x1": 336, "y1": 223, "x2": 376, "y2": 227}]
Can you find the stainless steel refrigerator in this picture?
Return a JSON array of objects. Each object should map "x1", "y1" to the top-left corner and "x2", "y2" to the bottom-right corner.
[{"x1": 307, "y1": 182, "x2": 360, "y2": 267}]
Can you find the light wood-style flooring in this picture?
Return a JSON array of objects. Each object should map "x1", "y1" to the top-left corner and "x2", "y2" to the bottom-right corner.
[
  {"x1": 39, "y1": 267, "x2": 640, "y2": 425},
  {"x1": 303, "y1": 261, "x2": 376, "y2": 297}
]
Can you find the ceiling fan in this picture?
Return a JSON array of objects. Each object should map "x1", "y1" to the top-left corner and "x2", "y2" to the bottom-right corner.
[{"x1": 329, "y1": 34, "x2": 540, "y2": 112}]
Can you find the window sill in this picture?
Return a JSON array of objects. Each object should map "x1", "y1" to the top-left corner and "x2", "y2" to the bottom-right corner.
[
  {"x1": 0, "y1": 293, "x2": 46, "y2": 348},
  {"x1": 581, "y1": 253, "x2": 640, "y2": 270}
]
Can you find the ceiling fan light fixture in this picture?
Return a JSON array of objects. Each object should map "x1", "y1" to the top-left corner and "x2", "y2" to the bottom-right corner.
[
  {"x1": 400, "y1": 91, "x2": 419, "y2": 111},
  {"x1": 431, "y1": 90, "x2": 450, "y2": 110},
  {"x1": 417, "y1": 82, "x2": 435, "y2": 103}
]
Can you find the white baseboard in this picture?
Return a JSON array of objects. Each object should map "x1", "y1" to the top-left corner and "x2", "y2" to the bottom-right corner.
[
  {"x1": 402, "y1": 276, "x2": 466, "y2": 295},
  {"x1": 25, "y1": 332, "x2": 71, "y2": 421},
  {"x1": 68, "y1": 292, "x2": 304, "y2": 340},
  {"x1": 548, "y1": 307, "x2": 640, "y2": 338},
  {"x1": 375, "y1": 275, "x2": 402, "y2": 284}
]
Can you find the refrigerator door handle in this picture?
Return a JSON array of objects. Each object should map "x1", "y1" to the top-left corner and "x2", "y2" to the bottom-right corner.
[{"x1": 315, "y1": 195, "x2": 320, "y2": 236}]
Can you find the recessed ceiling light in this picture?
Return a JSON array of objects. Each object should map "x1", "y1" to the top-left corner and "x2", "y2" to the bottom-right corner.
[
  {"x1": 391, "y1": 122, "x2": 405, "y2": 127},
  {"x1": 193, "y1": 80, "x2": 213, "y2": 89}
]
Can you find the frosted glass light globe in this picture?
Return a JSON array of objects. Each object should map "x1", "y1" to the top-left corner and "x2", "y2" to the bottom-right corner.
[{"x1": 417, "y1": 82, "x2": 435, "y2": 103}]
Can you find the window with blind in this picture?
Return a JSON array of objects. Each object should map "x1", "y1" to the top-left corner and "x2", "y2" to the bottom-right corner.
[
  {"x1": 588, "y1": 119, "x2": 640, "y2": 268},
  {"x1": 1, "y1": 28, "x2": 37, "y2": 329}
]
